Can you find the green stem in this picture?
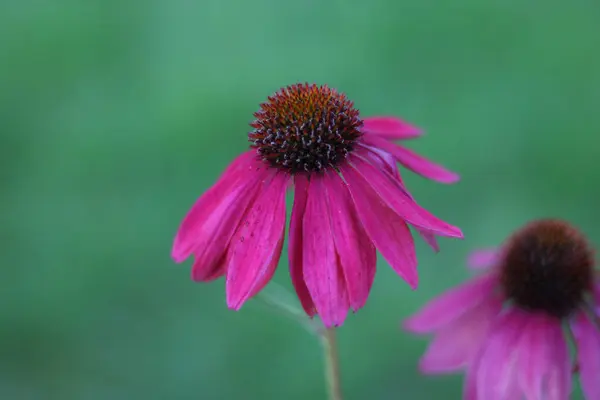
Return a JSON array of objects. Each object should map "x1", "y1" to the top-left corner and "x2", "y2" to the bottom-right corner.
[{"x1": 321, "y1": 328, "x2": 343, "y2": 400}]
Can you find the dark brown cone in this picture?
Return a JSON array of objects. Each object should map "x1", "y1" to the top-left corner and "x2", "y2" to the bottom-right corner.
[
  {"x1": 499, "y1": 219, "x2": 595, "y2": 318},
  {"x1": 249, "y1": 83, "x2": 363, "y2": 173}
]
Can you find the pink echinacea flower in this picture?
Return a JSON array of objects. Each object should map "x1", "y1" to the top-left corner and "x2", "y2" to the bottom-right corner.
[
  {"x1": 404, "y1": 219, "x2": 600, "y2": 399},
  {"x1": 172, "y1": 83, "x2": 463, "y2": 327}
]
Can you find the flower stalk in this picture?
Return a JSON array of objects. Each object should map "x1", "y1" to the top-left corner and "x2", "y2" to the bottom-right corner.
[{"x1": 321, "y1": 328, "x2": 343, "y2": 400}]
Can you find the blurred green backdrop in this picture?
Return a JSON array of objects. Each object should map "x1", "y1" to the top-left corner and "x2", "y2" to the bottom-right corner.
[{"x1": 2, "y1": 0, "x2": 599, "y2": 399}]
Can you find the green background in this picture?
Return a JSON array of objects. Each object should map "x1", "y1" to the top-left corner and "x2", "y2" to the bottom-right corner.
[{"x1": 2, "y1": 1, "x2": 599, "y2": 399}]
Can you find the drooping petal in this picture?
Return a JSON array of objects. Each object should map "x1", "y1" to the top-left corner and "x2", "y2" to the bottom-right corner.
[
  {"x1": 302, "y1": 176, "x2": 349, "y2": 327},
  {"x1": 360, "y1": 145, "x2": 440, "y2": 252},
  {"x1": 225, "y1": 172, "x2": 289, "y2": 309},
  {"x1": 403, "y1": 273, "x2": 499, "y2": 333},
  {"x1": 362, "y1": 134, "x2": 459, "y2": 183},
  {"x1": 518, "y1": 313, "x2": 571, "y2": 400},
  {"x1": 194, "y1": 253, "x2": 226, "y2": 282},
  {"x1": 342, "y1": 163, "x2": 419, "y2": 288},
  {"x1": 362, "y1": 116, "x2": 422, "y2": 140},
  {"x1": 323, "y1": 170, "x2": 377, "y2": 312},
  {"x1": 464, "y1": 351, "x2": 481, "y2": 400},
  {"x1": 467, "y1": 249, "x2": 499, "y2": 271},
  {"x1": 571, "y1": 311, "x2": 600, "y2": 400},
  {"x1": 172, "y1": 151, "x2": 258, "y2": 262},
  {"x1": 359, "y1": 142, "x2": 402, "y2": 182},
  {"x1": 472, "y1": 309, "x2": 529, "y2": 400},
  {"x1": 345, "y1": 156, "x2": 463, "y2": 238},
  {"x1": 594, "y1": 282, "x2": 600, "y2": 315},
  {"x1": 288, "y1": 174, "x2": 316, "y2": 316},
  {"x1": 419, "y1": 295, "x2": 502, "y2": 374},
  {"x1": 417, "y1": 230, "x2": 440, "y2": 252},
  {"x1": 190, "y1": 168, "x2": 269, "y2": 281}
]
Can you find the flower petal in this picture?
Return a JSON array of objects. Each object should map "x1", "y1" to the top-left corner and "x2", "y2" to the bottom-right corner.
[
  {"x1": 225, "y1": 172, "x2": 289, "y2": 309},
  {"x1": 472, "y1": 309, "x2": 529, "y2": 400},
  {"x1": 359, "y1": 142, "x2": 402, "y2": 182},
  {"x1": 419, "y1": 295, "x2": 502, "y2": 374},
  {"x1": 594, "y1": 282, "x2": 600, "y2": 315},
  {"x1": 403, "y1": 273, "x2": 499, "y2": 333},
  {"x1": 346, "y1": 155, "x2": 463, "y2": 238},
  {"x1": 417, "y1": 230, "x2": 440, "y2": 252},
  {"x1": 467, "y1": 249, "x2": 499, "y2": 271},
  {"x1": 193, "y1": 254, "x2": 226, "y2": 282},
  {"x1": 342, "y1": 165, "x2": 418, "y2": 288},
  {"x1": 190, "y1": 169, "x2": 269, "y2": 281},
  {"x1": 362, "y1": 116, "x2": 422, "y2": 140},
  {"x1": 172, "y1": 151, "x2": 258, "y2": 262},
  {"x1": 302, "y1": 176, "x2": 349, "y2": 327},
  {"x1": 518, "y1": 313, "x2": 571, "y2": 400},
  {"x1": 288, "y1": 174, "x2": 316, "y2": 316},
  {"x1": 360, "y1": 145, "x2": 440, "y2": 252},
  {"x1": 363, "y1": 134, "x2": 459, "y2": 183},
  {"x1": 571, "y1": 311, "x2": 600, "y2": 400},
  {"x1": 323, "y1": 170, "x2": 377, "y2": 312}
]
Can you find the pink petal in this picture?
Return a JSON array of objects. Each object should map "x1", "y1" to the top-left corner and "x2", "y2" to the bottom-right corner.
[
  {"x1": 362, "y1": 116, "x2": 422, "y2": 140},
  {"x1": 323, "y1": 170, "x2": 377, "y2": 312},
  {"x1": 571, "y1": 311, "x2": 600, "y2": 400},
  {"x1": 345, "y1": 156, "x2": 463, "y2": 238},
  {"x1": 594, "y1": 282, "x2": 600, "y2": 315},
  {"x1": 194, "y1": 254, "x2": 226, "y2": 281},
  {"x1": 172, "y1": 151, "x2": 258, "y2": 262},
  {"x1": 190, "y1": 169, "x2": 268, "y2": 281},
  {"x1": 467, "y1": 249, "x2": 499, "y2": 271},
  {"x1": 473, "y1": 309, "x2": 529, "y2": 400},
  {"x1": 464, "y1": 353, "x2": 481, "y2": 400},
  {"x1": 403, "y1": 272, "x2": 499, "y2": 333},
  {"x1": 288, "y1": 174, "x2": 316, "y2": 316},
  {"x1": 417, "y1": 230, "x2": 440, "y2": 252},
  {"x1": 302, "y1": 176, "x2": 349, "y2": 327},
  {"x1": 225, "y1": 172, "x2": 289, "y2": 309},
  {"x1": 518, "y1": 314, "x2": 571, "y2": 400},
  {"x1": 362, "y1": 134, "x2": 459, "y2": 184},
  {"x1": 358, "y1": 142, "x2": 402, "y2": 182},
  {"x1": 419, "y1": 295, "x2": 502, "y2": 374},
  {"x1": 342, "y1": 164, "x2": 419, "y2": 288},
  {"x1": 360, "y1": 146, "x2": 440, "y2": 252}
]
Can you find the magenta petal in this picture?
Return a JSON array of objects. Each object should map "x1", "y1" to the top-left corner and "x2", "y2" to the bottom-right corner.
[
  {"x1": 345, "y1": 156, "x2": 463, "y2": 238},
  {"x1": 360, "y1": 147, "x2": 440, "y2": 252},
  {"x1": 404, "y1": 273, "x2": 499, "y2": 333},
  {"x1": 359, "y1": 143, "x2": 403, "y2": 182},
  {"x1": 572, "y1": 311, "x2": 600, "y2": 400},
  {"x1": 594, "y1": 283, "x2": 600, "y2": 315},
  {"x1": 323, "y1": 170, "x2": 377, "y2": 312},
  {"x1": 190, "y1": 169, "x2": 268, "y2": 281},
  {"x1": 363, "y1": 134, "x2": 459, "y2": 184},
  {"x1": 362, "y1": 116, "x2": 422, "y2": 140},
  {"x1": 467, "y1": 249, "x2": 498, "y2": 271},
  {"x1": 342, "y1": 166, "x2": 418, "y2": 288},
  {"x1": 302, "y1": 176, "x2": 349, "y2": 327},
  {"x1": 419, "y1": 295, "x2": 502, "y2": 374},
  {"x1": 518, "y1": 314, "x2": 571, "y2": 400},
  {"x1": 464, "y1": 355, "x2": 480, "y2": 400},
  {"x1": 288, "y1": 174, "x2": 316, "y2": 316},
  {"x1": 472, "y1": 309, "x2": 529, "y2": 400},
  {"x1": 172, "y1": 151, "x2": 257, "y2": 262},
  {"x1": 417, "y1": 230, "x2": 440, "y2": 252},
  {"x1": 225, "y1": 172, "x2": 289, "y2": 309},
  {"x1": 193, "y1": 254, "x2": 226, "y2": 282}
]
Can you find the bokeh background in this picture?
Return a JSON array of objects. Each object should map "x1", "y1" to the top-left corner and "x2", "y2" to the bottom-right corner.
[{"x1": 2, "y1": 0, "x2": 600, "y2": 399}]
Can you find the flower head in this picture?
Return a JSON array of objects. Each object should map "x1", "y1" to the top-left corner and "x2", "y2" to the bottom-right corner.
[
  {"x1": 404, "y1": 219, "x2": 600, "y2": 399},
  {"x1": 172, "y1": 83, "x2": 463, "y2": 327}
]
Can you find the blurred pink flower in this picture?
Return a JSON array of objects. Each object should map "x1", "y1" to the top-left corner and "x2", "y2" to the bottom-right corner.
[
  {"x1": 404, "y1": 219, "x2": 600, "y2": 399},
  {"x1": 172, "y1": 83, "x2": 462, "y2": 327}
]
